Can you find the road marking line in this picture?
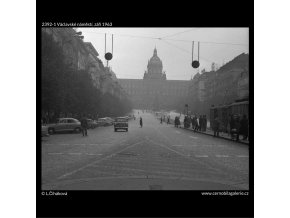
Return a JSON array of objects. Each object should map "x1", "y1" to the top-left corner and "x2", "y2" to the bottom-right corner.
[
  {"x1": 57, "y1": 140, "x2": 145, "y2": 180},
  {"x1": 48, "y1": 153, "x2": 62, "y2": 155},
  {"x1": 215, "y1": 155, "x2": 229, "y2": 158},
  {"x1": 190, "y1": 136, "x2": 198, "y2": 139},
  {"x1": 68, "y1": 153, "x2": 82, "y2": 155},
  {"x1": 195, "y1": 155, "x2": 208, "y2": 158},
  {"x1": 85, "y1": 153, "x2": 102, "y2": 156},
  {"x1": 147, "y1": 138, "x2": 188, "y2": 158},
  {"x1": 237, "y1": 155, "x2": 249, "y2": 158}
]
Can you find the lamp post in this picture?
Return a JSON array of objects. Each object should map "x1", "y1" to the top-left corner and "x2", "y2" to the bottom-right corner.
[{"x1": 185, "y1": 104, "x2": 188, "y2": 116}]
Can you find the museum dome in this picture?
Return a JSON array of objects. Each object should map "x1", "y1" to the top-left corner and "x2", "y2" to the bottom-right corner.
[{"x1": 148, "y1": 47, "x2": 163, "y2": 68}]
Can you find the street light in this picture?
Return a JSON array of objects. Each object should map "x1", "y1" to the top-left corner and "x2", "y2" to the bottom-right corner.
[{"x1": 185, "y1": 104, "x2": 189, "y2": 116}]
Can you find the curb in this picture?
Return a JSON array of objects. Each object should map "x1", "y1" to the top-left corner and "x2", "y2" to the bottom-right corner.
[
  {"x1": 180, "y1": 126, "x2": 249, "y2": 145},
  {"x1": 156, "y1": 117, "x2": 249, "y2": 145}
]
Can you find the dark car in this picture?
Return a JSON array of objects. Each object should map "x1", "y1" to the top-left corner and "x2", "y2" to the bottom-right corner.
[{"x1": 114, "y1": 117, "x2": 129, "y2": 132}]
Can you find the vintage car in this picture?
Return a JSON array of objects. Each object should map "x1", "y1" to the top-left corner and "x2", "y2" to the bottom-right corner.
[
  {"x1": 97, "y1": 117, "x2": 114, "y2": 127},
  {"x1": 47, "y1": 118, "x2": 82, "y2": 134},
  {"x1": 41, "y1": 125, "x2": 49, "y2": 137},
  {"x1": 114, "y1": 117, "x2": 129, "y2": 132},
  {"x1": 86, "y1": 119, "x2": 98, "y2": 129}
]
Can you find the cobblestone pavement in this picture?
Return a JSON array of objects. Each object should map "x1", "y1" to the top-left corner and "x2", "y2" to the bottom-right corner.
[{"x1": 42, "y1": 110, "x2": 249, "y2": 190}]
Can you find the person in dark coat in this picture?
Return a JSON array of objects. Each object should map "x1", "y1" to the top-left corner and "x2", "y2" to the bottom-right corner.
[
  {"x1": 80, "y1": 115, "x2": 88, "y2": 136},
  {"x1": 229, "y1": 115, "x2": 236, "y2": 140},
  {"x1": 183, "y1": 116, "x2": 187, "y2": 128},
  {"x1": 213, "y1": 116, "x2": 220, "y2": 137},
  {"x1": 198, "y1": 115, "x2": 202, "y2": 131},
  {"x1": 140, "y1": 117, "x2": 143, "y2": 128},
  {"x1": 240, "y1": 114, "x2": 248, "y2": 140},
  {"x1": 235, "y1": 115, "x2": 241, "y2": 141},
  {"x1": 192, "y1": 116, "x2": 197, "y2": 132},
  {"x1": 160, "y1": 116, "x2": 163, "y2": 124},
  {"x1": 204, "y1": 115, "x2": 207, "y2": 131},
  {"x1": 194, "y1": 115, "x2": 199, "y2": 132}
]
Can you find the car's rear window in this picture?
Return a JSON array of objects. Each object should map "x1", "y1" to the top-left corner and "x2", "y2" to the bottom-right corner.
[{"x1": 116, "y1": 118, "x2": 127, "y2": 122}]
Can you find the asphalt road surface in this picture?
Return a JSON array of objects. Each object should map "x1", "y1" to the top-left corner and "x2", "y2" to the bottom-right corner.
[{"x1": 41, "y1": 110, "x2": 249, "y2": 190}]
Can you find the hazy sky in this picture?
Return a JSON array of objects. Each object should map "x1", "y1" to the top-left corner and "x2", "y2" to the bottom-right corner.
[{"x1": 79, "y1": 28, "x2": 248, "y2": 80}]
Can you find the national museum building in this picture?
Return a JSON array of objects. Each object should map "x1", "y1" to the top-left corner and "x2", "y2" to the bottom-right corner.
[{"x1": 118, "y1": 48, "x2": 190, "y2": 110}]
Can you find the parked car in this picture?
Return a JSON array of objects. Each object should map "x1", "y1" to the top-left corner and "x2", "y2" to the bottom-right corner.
[
  {"x1": 97, "y1": 118, "x2": 114, "y2": 127},
  {"x1": 41, "y1": 125, "x2": 49, "y2": 137},
  {"x1": 103, "y1": 117, "x2": 114, "y2": 123},
  {"x1": 86, "y1": 119, "x2": 98, "y2": 129},
  {"x1": 114, "y1": 117, "x2": 129, "y2": 132},
  {"x1": 47, "y1": 118, "x2": 82, "y2": 134},
  {"x1": 123, "y1": 116, "x2": 130, "y2": 121}
]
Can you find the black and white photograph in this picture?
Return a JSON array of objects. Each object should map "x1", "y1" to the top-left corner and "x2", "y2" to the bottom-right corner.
[{"x1": 41, "y1": 27, "x2": 249, "y2": 190}]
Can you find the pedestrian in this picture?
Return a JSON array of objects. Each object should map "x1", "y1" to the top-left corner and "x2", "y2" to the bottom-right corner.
[
  {"x1": 230, "y1": 115, "x2": 236, "y2": 140},
  {"x1": 198, "y1": 115, "x2": 202, "y2": 131},
  {"x1": 191, "y1": 116, "x2": 194, "y2": 131},
  {"x1": 167, "y1": 116, "x2": 170, "y2": 124},
  {"x1": 174, "y1": 116, "x2": 178, "y2": 127},
  {"x1": 160, "y1": 116, "x2": 163, "y2": 124},
  {"x1": 193, "y1": 115, "x2": 197, "y2": 132},
  {"x1": 200, "y1": 115, "x2": 203, "y2": 131},
  {"x1": 227, "y1": 115, "x2": 231, "y2": 136},
  {"x1": 192, "y1": 116, "x2": 196, "y2": 132},
  {"x1": 204, "y1": 115, "x2": 207, "y2": 131},
  {"x1": 240, "y1": 114, "x2": 249, "y2": 140},
  {"x1": 140, "y1": 117, "x2": 143, "y2": 128},
  {"x1": 81, "y1": 115, "x2": 88, "y2": 136},
  {"x1": 235, "y1": 115, "x2": 241, "y2": 141},
  {"x1": 213, "y1": 116, "x2": 220, "y2": 137}
]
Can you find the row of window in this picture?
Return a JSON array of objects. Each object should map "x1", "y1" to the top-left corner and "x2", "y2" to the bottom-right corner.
[{"x1": 125, "y1": 89, "x2": 187, "y2": 96}]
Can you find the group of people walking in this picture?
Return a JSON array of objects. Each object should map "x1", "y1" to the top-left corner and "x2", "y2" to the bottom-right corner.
[
  {"x1": 174, "y1": 116, "x2": 181, "y2": 127},
  {"x1": 190, "y1": 115, "x2": 207, "y2": 132},
  {"x1": 212, "y1": 114, "x2": 249, "y2": 141},
  {"x1": 228, "y1": 114, "x2": 248, "y2": 141},
  {"x1": 160, "y1": 115, "x2": 171, "y2": 125},
  {"x1": 167, "y1": 112, "x2": 249, "y2": 142}
]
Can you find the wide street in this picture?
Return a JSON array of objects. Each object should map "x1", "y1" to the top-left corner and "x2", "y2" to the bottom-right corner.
[{"x1": 42, "y1": 110, "x2": 249, "y2": 190}]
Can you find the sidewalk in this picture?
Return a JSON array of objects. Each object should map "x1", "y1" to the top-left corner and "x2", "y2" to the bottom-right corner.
[
  {"x1": 163, "y1": 118, "x2": 249, "y2": 145},
  {"x1": 180, "y1": 126, "x2": 249, "y2": 145},
  {"x1": 156, "y1": 116, "x2": 249, "y2": 145}
]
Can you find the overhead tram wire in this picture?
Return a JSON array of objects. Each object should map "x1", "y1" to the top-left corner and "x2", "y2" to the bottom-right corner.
[
  {"x1": 159, "y1": 28, "x2": 200, "y2": 39},
  {"x1": 161, "y1": 39, "x2": 216, "y2": 64},
  {"x1": 81, "y1": 30, "x2": 248, "y2": 47},
  {"x1": 81, "y1": 30, "x2": 239, "y2": 64}
]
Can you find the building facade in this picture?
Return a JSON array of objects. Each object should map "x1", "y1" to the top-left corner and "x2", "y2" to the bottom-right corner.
[
  {"x1": 187, "y1": 53, "x2": 249, "y2": 116},
  {"x1": 42, "y1": 28, "x2": 127, "y2": 98},
  {"x1": 118, "y1": 48, "x2": 190, "y2": 110}
]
